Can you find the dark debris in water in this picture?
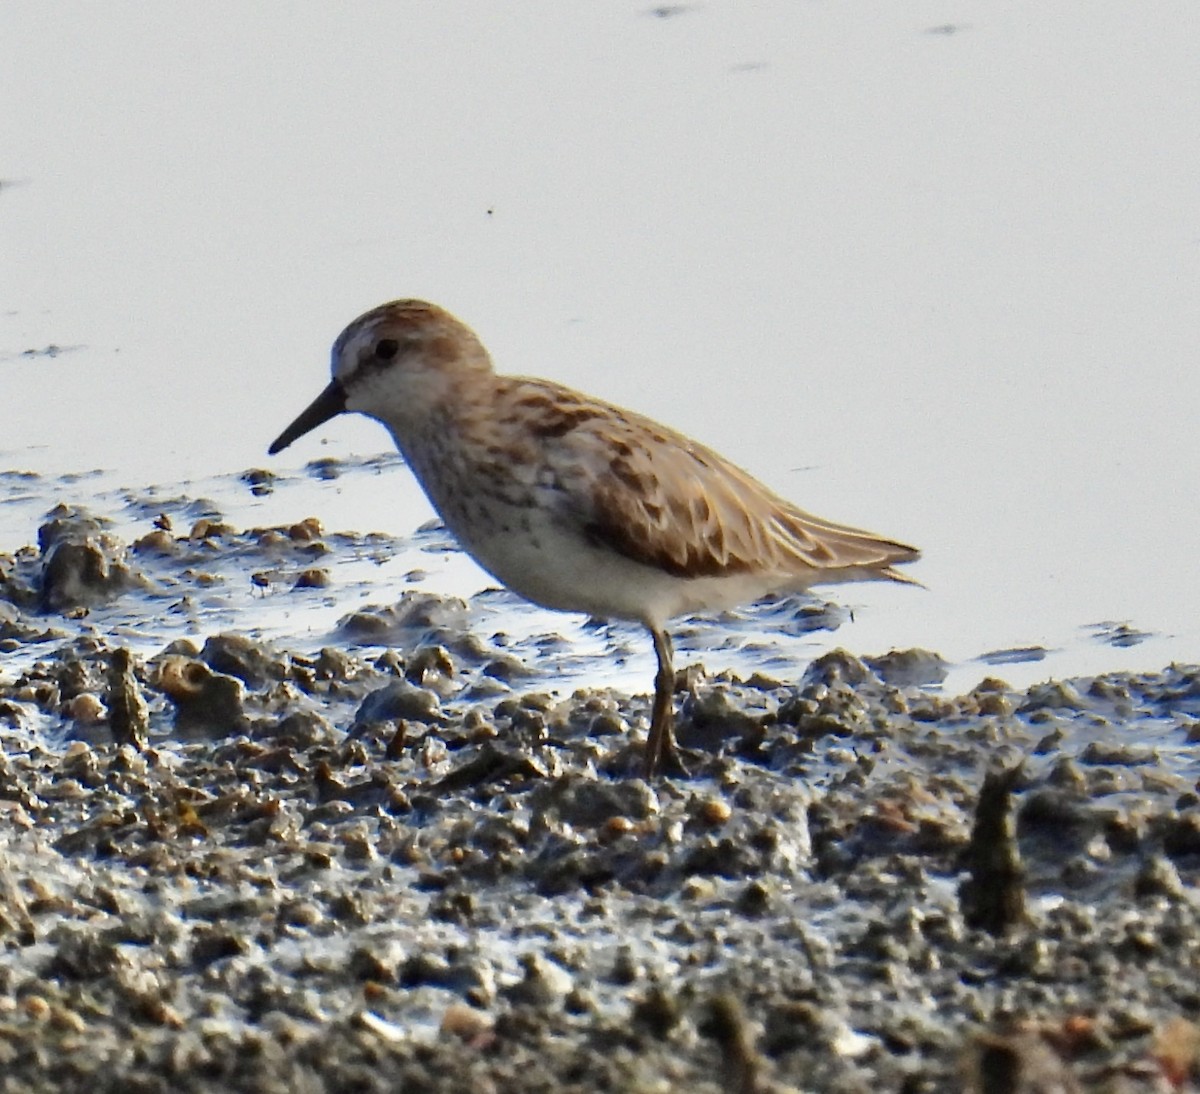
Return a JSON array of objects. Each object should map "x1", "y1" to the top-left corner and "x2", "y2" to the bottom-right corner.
[
  {"x1": 15, "y1": 343, "x2": 85, "y2": 361},
  {"x1": 977, "y1": 644, "x2": 1050, "y2": 666},
  {"x1": 1088, "y1": 620, "x2": 1154, "y2": 648}
]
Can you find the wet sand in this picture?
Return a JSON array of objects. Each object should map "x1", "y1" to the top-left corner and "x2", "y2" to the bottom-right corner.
[{"x1": 3, "y1": 473, "x2": 1200, "y2": 1092}]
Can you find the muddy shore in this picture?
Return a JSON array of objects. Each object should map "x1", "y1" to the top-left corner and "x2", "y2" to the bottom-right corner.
[{"x1": 3, "y1": 492, "x2": 1200, "y2": 1092}]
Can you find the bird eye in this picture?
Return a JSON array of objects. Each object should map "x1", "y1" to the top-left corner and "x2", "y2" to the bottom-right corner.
[{"x1": 374, "y1": 338, "x2": 400, "y2": 361}]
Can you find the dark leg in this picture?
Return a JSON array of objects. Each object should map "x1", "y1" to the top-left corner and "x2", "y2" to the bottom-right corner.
[{"x1": 644, "y1": 626, "x2": 676, "y2": 779}]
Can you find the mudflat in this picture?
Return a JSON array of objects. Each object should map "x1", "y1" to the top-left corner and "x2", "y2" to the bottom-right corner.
[{"x1": 1, "y1": 469, "x2": 1198, "y2": 1092}]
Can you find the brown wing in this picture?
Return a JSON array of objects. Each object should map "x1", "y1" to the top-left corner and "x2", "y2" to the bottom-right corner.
[{"x1": 502, "y1": 379, "x2": 920, "y2": 585}]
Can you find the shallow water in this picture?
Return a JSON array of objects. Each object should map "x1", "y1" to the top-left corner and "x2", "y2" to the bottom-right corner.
[
  {"x1": 0, "y1": 458, "x2": 1195, "y2": 727},
  {"x1": 0, "y1": 461, "x2": 874, "y2": 700}
]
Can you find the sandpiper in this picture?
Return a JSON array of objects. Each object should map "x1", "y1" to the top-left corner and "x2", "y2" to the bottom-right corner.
[{"x1": 269, "y1": 300, "x2": 919, "y2": 777}]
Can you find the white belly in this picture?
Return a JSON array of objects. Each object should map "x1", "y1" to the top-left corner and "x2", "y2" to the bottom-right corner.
[
  {"x1": 446, "y1": 495, "x2": 801, "y2": 629},
  {"x1": 397, "y1": 430, "x2": 805, "y2": 629}
]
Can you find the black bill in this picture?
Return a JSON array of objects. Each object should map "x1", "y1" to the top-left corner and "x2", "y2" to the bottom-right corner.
[{"x1": 268, "y1": 379, "x2": 347, "y2": 454}]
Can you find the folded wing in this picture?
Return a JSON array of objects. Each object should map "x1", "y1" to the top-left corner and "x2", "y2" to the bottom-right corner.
[{"x1": 509, "y1": 380, "x2": 920, "y2": 586}]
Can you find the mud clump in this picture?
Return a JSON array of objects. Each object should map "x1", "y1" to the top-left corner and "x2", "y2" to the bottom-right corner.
[
  {"x1": 105, "y1": 646, "x2": 148, "y2": 750},
  {"x1": 37, "y1": 508, "x2": 146, "y2": 611},
  {"x1": 959, "y1": 763, "x2": 1028, "y2": 934},
  {"x1": 156, "y1": 655, "x2": 249, "y2": 737}
]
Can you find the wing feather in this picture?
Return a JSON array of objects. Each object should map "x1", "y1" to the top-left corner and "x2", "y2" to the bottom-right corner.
[{"x1": 496, "y1": 379, "x2": 919, "y2": 586}]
